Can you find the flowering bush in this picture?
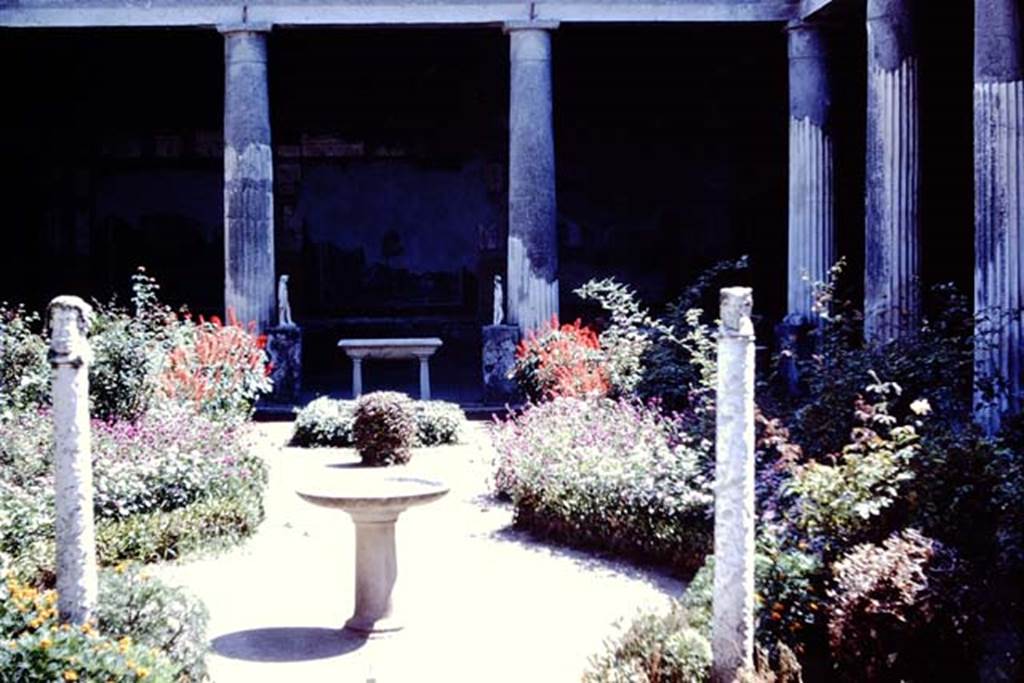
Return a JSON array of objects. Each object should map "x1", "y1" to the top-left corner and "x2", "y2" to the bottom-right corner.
[
  {"x1": 511, "y1": 317, "x2": 609, "y2": 401},
  {"x1": 291, "y1": 397, "x2": 465, "y2": 448},
  {"x1": 828, "y1": 529, "x2": 970, "y2": 681},
  {"x1": 0, "y1": 304, "x2": 49, "y2": 416},
  {"x1": 158, "y1": 309, "x2": 272, "y2": 422},
  {"x1": 0, "y1": 565, "x2": 184, "y2": 682},
  {"x1": 492, "y1": 397, "x2": 713, "y2": 572},
  {"x1": 0, "y1": 406, "x2": 266, "y2": 583},
  {"x1": 353, "y1": 392, "x2": 416, "y2": 466}
]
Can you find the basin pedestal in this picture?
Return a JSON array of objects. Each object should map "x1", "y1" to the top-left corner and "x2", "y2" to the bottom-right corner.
[{"x1": 297, "y1": 474, "x2": 449, "y2": 637}]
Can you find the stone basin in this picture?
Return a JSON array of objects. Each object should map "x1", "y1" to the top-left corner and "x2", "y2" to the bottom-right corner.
[{"x1": 296, "y1": 470, "x2": 449, "y2": 636}]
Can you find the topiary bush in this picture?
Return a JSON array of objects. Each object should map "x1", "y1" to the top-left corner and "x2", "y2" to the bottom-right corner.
[
  {"x1": 353, "y1": 392, "x2": 416, "y2": 467},
  {"x1": 827, "y1": 528, "x2": 971, "y2": 682}
]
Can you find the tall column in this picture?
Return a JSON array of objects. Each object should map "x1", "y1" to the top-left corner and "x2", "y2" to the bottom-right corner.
[
  {"x1": 788, "y1": 21, "x2": 836, "y2": 323},
  {"x1": 507, "y1": 22, "x2": 559, "y2": 336},
  {"x1": 222, "y1": 25, "x2": 275, "y2": 331},
  {"x1": 865, "y1": 0, "x2": 920, "y2": 343},
  {"x1": 974, "y1": 0, "x2": 1024, "y2": 433}
]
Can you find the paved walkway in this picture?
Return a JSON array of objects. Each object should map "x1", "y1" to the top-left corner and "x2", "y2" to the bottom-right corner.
[{"x1": 154, "y1": 422, "x2": 682, "y2": 682}]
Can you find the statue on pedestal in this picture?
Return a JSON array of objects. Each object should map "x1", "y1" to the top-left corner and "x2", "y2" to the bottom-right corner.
[
  {"x1": 493, "y1": 275, "x2": 504, "y2": 326},
  {"x1": 278, "y1": 274, "x2": 295, "y2": 328}
]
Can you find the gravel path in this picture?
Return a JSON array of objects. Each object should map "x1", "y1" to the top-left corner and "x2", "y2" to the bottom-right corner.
[{"x1": 154, "y1": 421, "x2": 683, "y2": 682}]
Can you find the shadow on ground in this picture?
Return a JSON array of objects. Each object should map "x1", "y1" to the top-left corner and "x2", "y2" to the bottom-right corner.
[{"x1": 212, "y1": 627, "x2": 367, "y2": 662}]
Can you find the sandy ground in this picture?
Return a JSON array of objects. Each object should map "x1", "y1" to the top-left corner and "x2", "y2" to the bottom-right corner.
[{"x1": 154, "y1": 422, "x2": 683, "y2": 683}]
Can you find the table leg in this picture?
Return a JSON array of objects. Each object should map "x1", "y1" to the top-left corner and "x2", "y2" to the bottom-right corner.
[
  {"x1": 418, "y1": 357, "x2": 430, "y2": 401},
  {"x1": 352, "y1": 357, "x2": 363, "y2": 399}
]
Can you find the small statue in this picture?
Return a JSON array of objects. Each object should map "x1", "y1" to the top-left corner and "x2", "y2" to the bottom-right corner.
[
  {"x1": 493, "y1": 275, "x2": 504, "y2": 326},
  {"x1": 278, "y1": 274, "x2": 295, "y2": 328}
]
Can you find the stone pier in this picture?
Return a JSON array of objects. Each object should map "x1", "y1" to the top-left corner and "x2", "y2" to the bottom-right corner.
[
  {"x1": 974, "y1": 0, "x2": 1024, "y2": 432},
  {"x1": 865, "y1": 0, "x2": 920, "y2": 343},
  {"x1": 787, "y1": 21, "x2": 835, "y2": 323},
  {"x1": 506, "y1": 22, "x2": 559, "y2": 336},
  {"x1": 711, "y1": 287, "x2": 756, "y2": 683},
  {"x1": 223, "y1": 25, "x2": 275, "y2": 331},
  {"x1": 48, "y1": 296, "x2": 98, "y2": 625}
]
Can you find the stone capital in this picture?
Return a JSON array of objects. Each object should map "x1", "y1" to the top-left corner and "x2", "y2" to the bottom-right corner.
[{"x1": 503, "y1": 20, "x2": 560, "y2": 34}]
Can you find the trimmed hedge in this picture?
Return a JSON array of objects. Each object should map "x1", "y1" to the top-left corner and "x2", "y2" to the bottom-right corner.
[{"x1": 291, "y1": 396, "x2": 466, "y2": 448}]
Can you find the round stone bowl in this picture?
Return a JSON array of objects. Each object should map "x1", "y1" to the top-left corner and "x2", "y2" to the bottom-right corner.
[{"x1": 296, "y1": 470, "x2": 449, "y2": 636}]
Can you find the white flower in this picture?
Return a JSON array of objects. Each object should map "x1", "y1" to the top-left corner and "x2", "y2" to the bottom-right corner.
[{"x1": 910, "y1": 399, "x2": 932, "y2": 416}]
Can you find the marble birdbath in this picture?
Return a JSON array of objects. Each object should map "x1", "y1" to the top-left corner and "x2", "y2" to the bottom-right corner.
[{"x1": 297, "y1": 471, "x2": 449, "y2": 636}]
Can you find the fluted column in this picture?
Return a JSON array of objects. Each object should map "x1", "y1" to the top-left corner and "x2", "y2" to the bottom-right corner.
[
  {"x1": 222, "y1": 25, "x2": 275, "y2": 331},
  {"x1": 865, "y1": 0, "x2": 920, "y2": 343},
  {"x1": 974, "y1": 0, "x2": 1024, "y2": 433},
  {"x1": 506, "y1": 22, "x2": 559, "y2": 336},
  {"x1": 788, "y1": 21, "x2": 836, "y2": 323}
]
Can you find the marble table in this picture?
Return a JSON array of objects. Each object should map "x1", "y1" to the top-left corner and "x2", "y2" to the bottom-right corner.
[
  {"x1": 337, "y1": 338, "x2": 443, "y2": 400},
  {"x1": 297, "y1": 471, "x2": 449, "y2": 636}
]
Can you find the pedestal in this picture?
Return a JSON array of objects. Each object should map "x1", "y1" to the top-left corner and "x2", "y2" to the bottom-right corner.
[
  {"x1": 483, "y1": 324, "x2": 519, "y2": 404},
  {"x1": 345, "y1": 509, "x2": 402, "y2": 635},
  {"x1": 266, "y1": 325, "x2": 302, "y2": 402}
]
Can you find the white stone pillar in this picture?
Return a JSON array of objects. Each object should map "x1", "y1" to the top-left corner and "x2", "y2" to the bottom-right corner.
[
  {"x1": 788, "y1": 21, "x2": 836, "y2": 323},
  {"x1": 222, "y1": 25, "x2": 275, "y2": 331},
  {"x1": 506, "y1": 22, "x2": 559, "y2": 336},
  {"x1": 47, "y1": 296, "x2": 98, "y2": 625},
  {"x1": 352, "y1": 357, "x2": 364, "y2": 399},
  {"x1": 711, "y1": 287, "x2": 756, "y2": 683},
  {"x1": 345, "y1": 510, "x2": 401, "y2": 634},
  {"x1": 865, "y1": 0, "x2": 921, "y2": 343},
  {"x1": 974, "y1": 0, "x2": 1024, "y2": 433}
]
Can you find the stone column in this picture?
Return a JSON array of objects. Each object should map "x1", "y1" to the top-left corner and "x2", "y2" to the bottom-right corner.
[
  {"x1": 865, "y1": 0, "x2": 920, "y2": 343},
  {"x1": 506, "y1": 22, "x2": 559, "y2": 336},
  {"x1": 975, "y1": 0, "x2": 1024, "y2": 433},
  {"x1": 47, "y1": 296, "x2": 98, "y2": 625},
  {"x1": 352, "y1": 357, "x2": 364, "y2": 399},
  {"x1": 788, "y1": 21, "x2": 835, "y2": 323},
  {"x1": 346, "y1": 509, "x2": 401, "y2": 634},
  {"x1": 711, "y1": 288, "x2": 756, "y2": 683},
  {"x1": 222, "y1": 25, "x2": 275, "y2": 331}
]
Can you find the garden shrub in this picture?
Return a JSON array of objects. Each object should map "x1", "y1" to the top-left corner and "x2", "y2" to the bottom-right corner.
[
  {"x1": 785, "y1": 378, "x2": 921, "y2": 553},
  {"x1": 492, "y1": 397, "x2": 713, "y2": 573},
  {"x1": 291, "y1": 397, "x2": 355, "y2": 447},
  {"x1": 1, "y1": 564, "x2": 182, "y2": 682},
  {"x1": 413, "y1": 400, "x2": 464, "y2": 446},
  {"x1": 0, "y1": 405, "x2": 266, "y2": 584},
  {"x1": 827, "y1": 529, "x2": 970, "y2": 681},
  {"x1": 583, "y1": 602, "x2": 711, "y2": 683},
  {"x1": 511, "y1": 317, "x2": 609, "y2": 401},
  {"x1": 353, "y1": 392, "x2": 416, "y2": 466},
  {"x1": 291, "y1": 397, "x2": 465, "y2": 448},
  {"x1": 0, "y1": 304, "x2": 49, "y2": 415},
  {"x1": 96, "y1": 564, "x2": 209, "y2": 681}
]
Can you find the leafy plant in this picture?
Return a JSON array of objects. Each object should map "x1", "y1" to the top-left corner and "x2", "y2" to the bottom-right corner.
[
  {"x1": 291, "y1": 397, "x2": 465, "y2": 449},
  {"x1": 0, "y1": 305, "x2": 49, "y2": 416},
  {"x1": 96, "y1": 564, "x2": 208, "y2": 681},
  {"x1": 828, "y1": 529, "x2": 971, "y2": 681},
  {"x1": 352, "y1": 392, "x2": 416, "y2": 466}
]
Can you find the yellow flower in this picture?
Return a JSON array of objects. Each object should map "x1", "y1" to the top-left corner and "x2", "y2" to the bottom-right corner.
[
  {"x1": 118, "y1": 636, "x2": 132, "y2": 653},
  {"x1": 136, "y1": 666, "x2": 150, "y2": 679},
  {"x1": 115, "y1": 562, "x2": 128, "y2": 575},
  {"x1": 63, "y1": 671, "x2": 79, "y2": 681},
  {"x1": 39, "y1": 638, "x2": 52, "y2": 650},
  {"x1": 44, "y1": 591, "x2": 58, "y2": 606}
]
